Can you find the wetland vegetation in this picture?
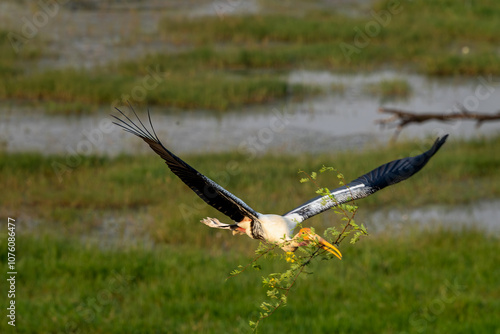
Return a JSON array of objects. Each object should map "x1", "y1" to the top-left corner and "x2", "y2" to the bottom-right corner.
[{"x1": 1, "y1": 0, "x2": 500, "y2": 112}]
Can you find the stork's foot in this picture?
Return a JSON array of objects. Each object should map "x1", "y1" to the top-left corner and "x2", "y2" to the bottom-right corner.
[
  {"x1": 200, "y1": 217, "x2": 232, "y2": 229},
  {"x1": 200, "y1": 217, "x2": 247, "y2": 236}
]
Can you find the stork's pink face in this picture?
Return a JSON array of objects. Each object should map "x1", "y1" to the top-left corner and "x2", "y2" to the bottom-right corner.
[{"x1": 297, "y1": 228, "x2": 342, "y2": 260}]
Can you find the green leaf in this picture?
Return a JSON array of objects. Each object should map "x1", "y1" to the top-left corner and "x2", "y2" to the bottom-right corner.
[
  {"x1": 266, "y1": 289, "x2": 279, "y2": 298},
  {"x1": 280, "y1": 295, "x2": 288, "y2": 304},
  {"x1": 260, "y1": 302, "x2": 272, "y2": 311},
  {"x1": 360, "y1": 223, "x2": 368, "y2": 234},
  {"x1": 320, "y1": 165, "x2": 335, "y2": 173}
]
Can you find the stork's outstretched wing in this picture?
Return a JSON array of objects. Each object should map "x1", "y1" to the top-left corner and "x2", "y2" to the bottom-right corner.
[
  {"x1": 112, "y1": 107, "x2": 259, "y2": 223},
  {"x1": 284, "y1": 135, "x2": 448, "y2": 223}
]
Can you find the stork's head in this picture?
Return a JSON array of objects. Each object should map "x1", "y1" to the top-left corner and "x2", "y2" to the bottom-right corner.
[{"x1": 283, "y1": 228, "x2": 342, "y2": 260}]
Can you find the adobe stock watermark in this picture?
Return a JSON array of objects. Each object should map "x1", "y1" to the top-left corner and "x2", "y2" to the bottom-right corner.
[
  {"x1": 51, "y1": 65, "x2": 165, "y2": 182},
  {"x1": 451, "y1": 74, "x2": 497, "y2": 114},
  {"x1": 238, "y1": 106, "x2": 296, "y2": 161},
  {"x1": 378, "y1": 72, "x2": 499, "y2": 145},
  {"x1": 421, "y1": 73, "x2": 498, "y2": 142},
  {"x1": 339, "y1": 0, "x2": 407, "y2": 62},
  {"x1": 178, "y1": 105, "x2": 296, "y2": 223},
  {"x1": 400, "y1": 278, "x2": 466, "y2": 333},
  {"x1": 8, "y1": 0, "x2": 70, "y2": 53},
  {"x1": 213, "y1": 0, "x2": 244, "y2": 19},
  {"x1": 111, "y1": 67, "x2": 165, "y2": 111}
]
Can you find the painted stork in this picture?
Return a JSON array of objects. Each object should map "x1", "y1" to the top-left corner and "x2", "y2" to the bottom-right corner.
[{"x1": 113, "y1": 108, "x2": 448, "y2": 260}]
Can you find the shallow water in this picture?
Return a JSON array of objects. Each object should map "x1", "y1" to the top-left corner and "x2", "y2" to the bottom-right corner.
[
  {"x1": 2, "y1": 70, "x2": 500, "y2": 156},
  {"x1": 15, "y1": 198, "x2": 497, "y2": 251},
  {"x1": 71, "y1": 199, "x2": 500, "y2": 249},
  {"x1": 304, "y1": 199, "x2": 500, "y2": 240},
  {"x1": 363, "y1": 199, "x2": 500, "y2": 235}
]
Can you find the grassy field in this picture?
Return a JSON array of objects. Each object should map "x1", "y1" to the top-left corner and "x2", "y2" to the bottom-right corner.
[
  {"x1": 159, "y1": 0, "x2": 500, "y2": 75},
  {"x1": 0, "y1": 29, "x2": 313, "y2": 113},
  {"x1": 1, "y1": 136, "x2": 500, "y2": 332},
  {"x1": 1, "y1": 0, "x2": 500, "y2": 112},
  {"x1": 0, "y1": 229, "x2": 499, "y2": 333}
]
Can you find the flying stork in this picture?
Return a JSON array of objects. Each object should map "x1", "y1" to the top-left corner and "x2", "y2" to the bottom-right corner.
[{"x1": 113, "y1": 108, "x2": 448, "y2": 260}]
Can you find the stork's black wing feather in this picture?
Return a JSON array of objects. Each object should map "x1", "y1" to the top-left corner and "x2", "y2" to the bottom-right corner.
[
  {"x1": 112, "y1": 106, "x2": 259, "y2": 223},
  {"x1": 284, "y1": 135, "x2": 448, "y2": 222}
]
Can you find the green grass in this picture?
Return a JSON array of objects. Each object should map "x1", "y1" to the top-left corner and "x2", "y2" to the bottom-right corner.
[
  {"x1": 364, "y1": 78, "x2": 412, "y2": 100},
  {"x1": 0, "y1": 228, "x2": 498, "y2": 333},
  {"x1": 1, "y1": 136, "x2": 500, "y2": 333},
  {"x1": 0, "y1": 33, "x2": 314, "y2": 113},
  {"x1": 159, "y1": 0, "x2": 500, "y2": 75},
  {"x1": 0, "y1": 30, "x2": 40, "y2": 77},
  {"x1": 0, "y1": 64, "x2": 312, "y2": 113}
]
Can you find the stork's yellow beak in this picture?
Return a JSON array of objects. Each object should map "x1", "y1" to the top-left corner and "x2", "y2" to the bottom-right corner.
[
  {"x1": 316, "y1": 236, "x2": 342, "y2": 260},
  {"x1": 299, "y1": 228, "x2": 342, "y2": 260}
]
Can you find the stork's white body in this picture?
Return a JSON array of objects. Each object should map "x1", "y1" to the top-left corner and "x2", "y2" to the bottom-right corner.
[{"x1": 255, "y1": 214, "x2": 298, "y2": 243}]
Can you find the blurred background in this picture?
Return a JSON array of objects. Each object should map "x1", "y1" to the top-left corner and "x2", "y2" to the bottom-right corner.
[{"x1": 0, "y1": 0, "x2": 499, "y2": 333}]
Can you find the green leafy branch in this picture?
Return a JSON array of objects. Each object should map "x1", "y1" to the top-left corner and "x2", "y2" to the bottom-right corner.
[
  {"x1": 300, "y1": 165, "x2": 368, "y2": 246},
  {"x1": 230, "y1": 166, "x2": 369, "y2": 332}
]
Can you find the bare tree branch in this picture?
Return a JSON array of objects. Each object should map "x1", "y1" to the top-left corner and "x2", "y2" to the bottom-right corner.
[{"x1": 376, "y1": 107, "x2": 500, "y2": 140}]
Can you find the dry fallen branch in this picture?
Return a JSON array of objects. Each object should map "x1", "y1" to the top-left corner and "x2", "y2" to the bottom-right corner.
[{"x1": 377, "y1": 107, "x2": 500, "y2": 139}]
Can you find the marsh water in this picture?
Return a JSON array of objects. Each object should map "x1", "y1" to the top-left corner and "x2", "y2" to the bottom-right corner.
[{"x1": 2, "y1": 69, "x2": 500, "y2": 155}]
